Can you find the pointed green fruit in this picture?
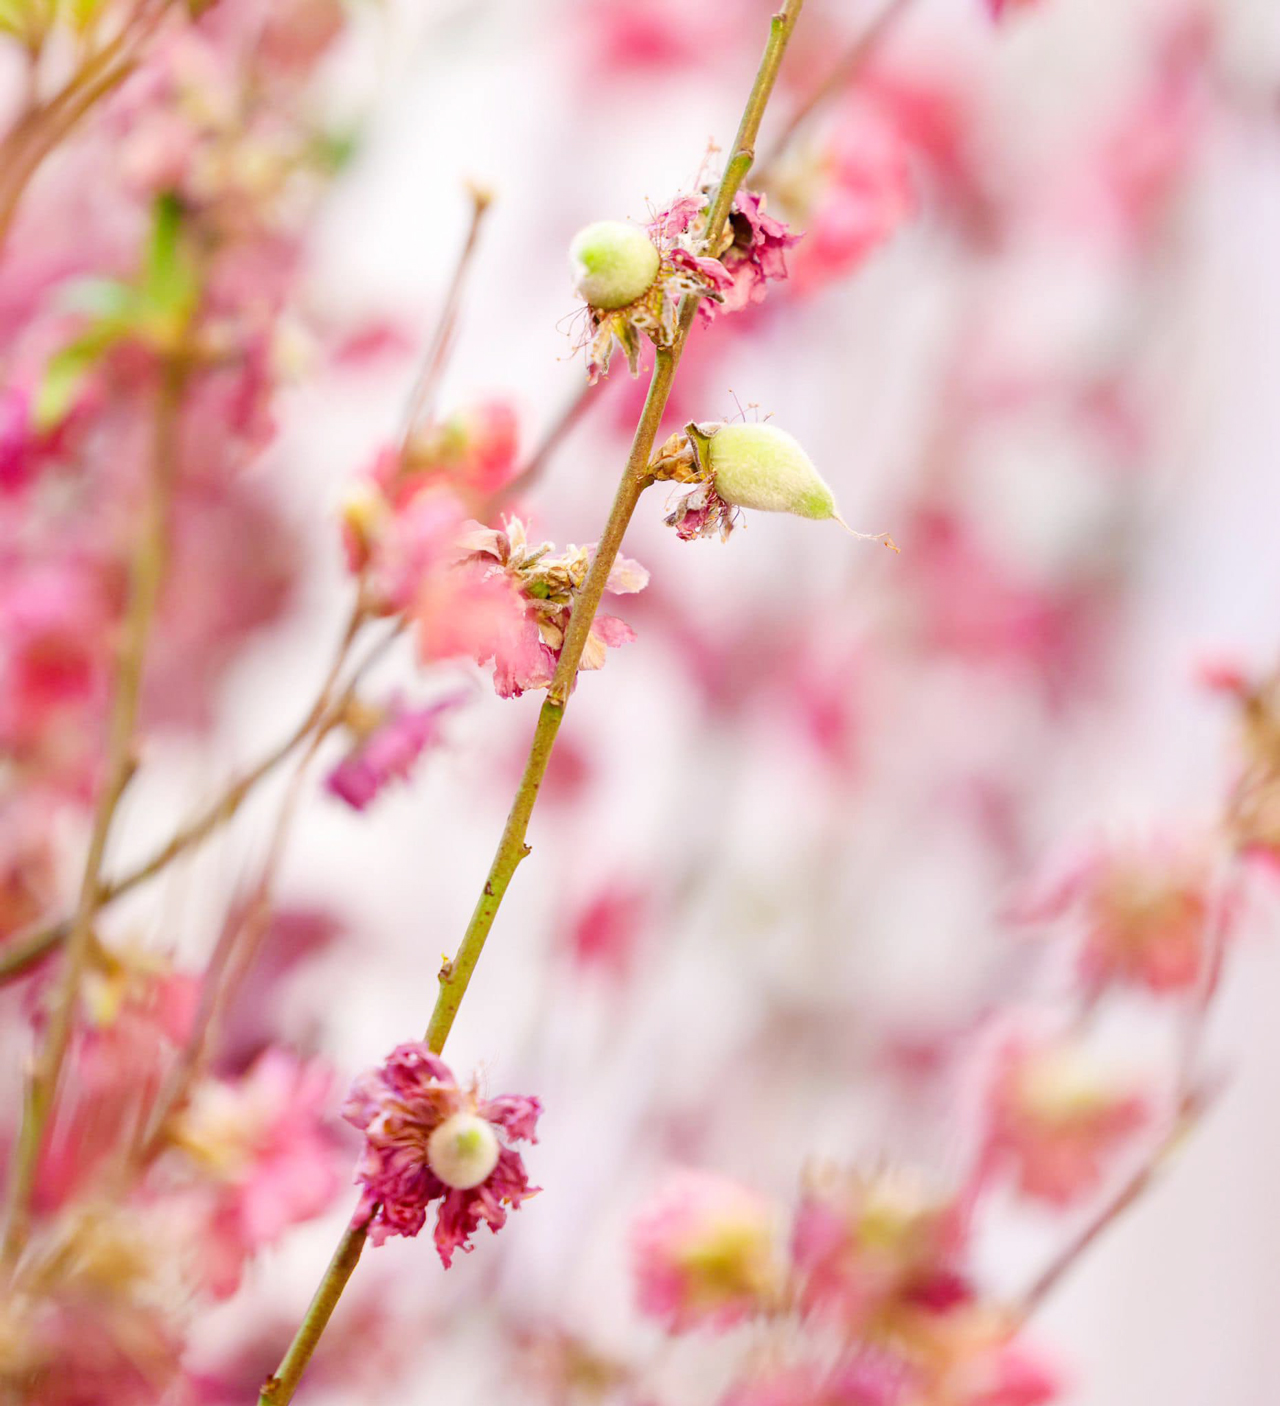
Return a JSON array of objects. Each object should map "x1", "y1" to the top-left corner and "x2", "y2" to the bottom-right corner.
[
  {"x1": 704, "y1": 422, "x2": 838, "y2": 521},
  {"x1": 569, "y1": 221, "x2": 661, "y2": 311}
]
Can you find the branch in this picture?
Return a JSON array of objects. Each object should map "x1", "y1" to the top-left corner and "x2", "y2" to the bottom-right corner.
[{"x1": 258, "y1": 5, "x2": 808, "y2": 1400}]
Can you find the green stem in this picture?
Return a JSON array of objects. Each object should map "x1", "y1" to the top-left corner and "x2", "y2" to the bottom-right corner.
[
  {"x1": 259, "y1": 5, "x2": 805, "y2": 1400},
  {"x1": 2, "y1": 355, "x2": 184, "y2": 1265}
]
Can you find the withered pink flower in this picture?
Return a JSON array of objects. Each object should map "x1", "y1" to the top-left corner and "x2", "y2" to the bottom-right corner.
[
  {"x1": 631, "y1": 1169, "x2": 782, "y2": 1333},
  {"x1": 653, "y1": 188, "x2": 799, "y2": 327},
  {"x1": 458, "y1": 517, "x2": 648, "y2": 698},
  {"x1": 325, "y1": 693, "x2": 464, "y2": 811},
  {"x1": 342, "y1": 1042, "x2": 541, "y2": 1265},
  {"x1": 981, "y1": 1036, "x2": 1148, "y2": 1206}
]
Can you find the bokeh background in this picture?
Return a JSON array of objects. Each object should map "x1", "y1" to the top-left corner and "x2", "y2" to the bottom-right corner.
[{"x1": 5, "y1": 0, "x2": 1280, "y2": 1402}]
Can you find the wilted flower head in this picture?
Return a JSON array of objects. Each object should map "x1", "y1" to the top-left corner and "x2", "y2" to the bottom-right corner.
[
  {"x1": 571, "y1": 189, "x2": 796, "y2": 381},
  {"x1": 982, "y1": 1036, "x2": 1148, "y2": 1206},
  {"x1": 631, "y1": 1169, "x2": 782, "y2": 1333},
  {"x1": 791, "y1": 1166, "x2": 971, "y2": 1335},
  {"x1": 342, "y1": 1041, "x2": 541, "y2": 1265},
  {"x1": 325, "y1": 692, "x2": 464, "y2": 811},
  {"x1": 456, "y1": 517, "x2": 648, "y2": 698}
]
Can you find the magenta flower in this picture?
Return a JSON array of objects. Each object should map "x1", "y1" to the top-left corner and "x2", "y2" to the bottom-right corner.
[
  {"x1": 325, "y1": 693, "x2": 463, "y2": 811},
  {"x1": 342, "y1": 1042, "x2": 541, "y2": 1264}
]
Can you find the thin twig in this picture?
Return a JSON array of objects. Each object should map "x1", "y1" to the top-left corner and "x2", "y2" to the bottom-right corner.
[
  {"x1": 399, "y1": 184, "x2": 494, "y2": 445},
  {"x1": 485, "y1": 380, "x2": 597, "y2": 513}
]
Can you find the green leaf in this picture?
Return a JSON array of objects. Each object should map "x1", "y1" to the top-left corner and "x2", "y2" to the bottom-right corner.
[{"x1": 33, "y1": 324, "x2": 118, "y2": 431}]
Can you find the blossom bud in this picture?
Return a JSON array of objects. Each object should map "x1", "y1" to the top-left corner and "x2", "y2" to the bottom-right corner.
[
  {"x1": 427, "y1": 1111, "x2": 501, "y2": 1190},
  {"x1": 703, "y1": 422, "x2": 839, "y2": 522},
  {"x1": 570, "y1": 221, "x2": 661, "y2": 311}
]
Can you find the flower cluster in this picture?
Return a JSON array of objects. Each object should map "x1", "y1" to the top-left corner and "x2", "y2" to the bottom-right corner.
[{"x1": 343, "y1": 1042, "x2": 541, "y2": 1265}]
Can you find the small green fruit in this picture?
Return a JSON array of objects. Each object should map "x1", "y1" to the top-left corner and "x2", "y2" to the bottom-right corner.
[
  {"x1": 704, "y1": 422, "x2": 838, "y2": 521},
  {"x1": 569, "y1": 221, "x2": 661, "y2": 311}
]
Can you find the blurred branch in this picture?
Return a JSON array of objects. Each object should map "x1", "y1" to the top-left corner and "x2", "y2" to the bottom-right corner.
[
  {"x1": 2, "y1": 350, "x2": 186, "y2": 1264},
  {"x1": 0, "y1": 602, "x2": 382, "y2": 987},
  {"x1": 757, "y1": 0, "x2": 917, "y2": 177},
  {"x1": 399, "y1": 183, "x2": 494, "y2": 445},
  {"x1": 0, "y1": 1, "x2": 171, "y2": 255},
  {"x1": 259, "y1": 4, "x2": 810, "y2": 1400},
  {"x1": 1016, "y1": 854, "x2": 1242, "y2": 1318},
  {"x1": 486, "y1": 379, "x2": 598, "y2": 513}
]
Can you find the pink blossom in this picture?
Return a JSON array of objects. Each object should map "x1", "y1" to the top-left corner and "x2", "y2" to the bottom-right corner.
[
  {"x1": 565, "y1": 882, "x2": 649, "y2": 977},
  {"x1": 653, "y1": 189, "x2": 799, "y2": 327},
  {"x1": 33, "y1": 957, "x2": 198, "y2": 1214},
  {"x1": 791, "y1": 1168, "x2": 971, "y2": 1334},
  {"x1": 342, "y1": 1041, "x2": 541, "y2": 1264},
  {"x1": 981, "y1": 1036, "x2": 1148, "y2": 1206},
  {"x1": 785, "y1": 102, "x2": 915, "y2": 294},
  {"x1": 631, "y1": 1169, "x2": 781, "y2": 1333},
  {"x1": 1014, "y1": 841, "x2": 1219, "y2": 997},
  {"x1": 961, "y1": 1346, "x2": 1060, "y2": 1406},
  {"x1": 325, "y1": 693, "x2": 464, "y2": 811},
  {"x1": 172, "y1": 1049, "x2": 342, "y2": 1296}
]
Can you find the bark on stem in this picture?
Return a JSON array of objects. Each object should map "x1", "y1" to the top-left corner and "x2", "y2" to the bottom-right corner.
[
  {"x1": 257, "y1": 4, "x2": 806, "y2": 1401},
  {"x1": 1, "y1": 355, "x2": 185, "y2": 1265}
]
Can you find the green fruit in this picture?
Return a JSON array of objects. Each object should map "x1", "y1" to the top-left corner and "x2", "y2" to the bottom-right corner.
[
  {"x1": 569, "y1": 221, "x2": 661, "y2": 311},
  {"x1": 705, "y1": 422, "x2": 838, "y2": 520},
  {"x1": 426, "y1": 1112, "x2": 500, "y2": 1190}
]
